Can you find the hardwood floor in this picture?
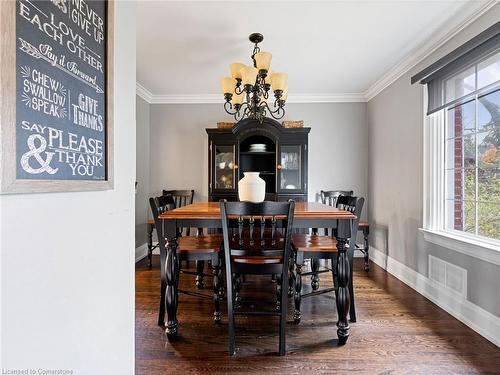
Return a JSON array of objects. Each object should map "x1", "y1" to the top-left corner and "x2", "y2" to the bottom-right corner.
[{"x1": 136, "y1": 257, "x2": 500, "y2": 374}]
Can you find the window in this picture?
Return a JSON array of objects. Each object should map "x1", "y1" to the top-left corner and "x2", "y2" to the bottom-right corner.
[
  {"x1": 415, "y1": 22, "x2": 500, "y2": 261},
  {"x1": 444, "y1": 89, "x2": 500, "y2": 240}
]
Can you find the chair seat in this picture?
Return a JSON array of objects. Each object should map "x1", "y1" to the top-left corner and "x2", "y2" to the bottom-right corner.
[
  {"x1": 358, "y1": 220, "x2": 369, "y2": 228},
  {"x1": 176, "y1": 235, "x2": 222, "y2": 253},
  {"x1": 292, "y1": 234, "x2": 337, "y2": 252}
]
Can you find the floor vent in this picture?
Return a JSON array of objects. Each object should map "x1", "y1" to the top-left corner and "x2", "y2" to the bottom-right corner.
[{"x1": 428, "y1": 255, "x2": 467, "y2": 298}]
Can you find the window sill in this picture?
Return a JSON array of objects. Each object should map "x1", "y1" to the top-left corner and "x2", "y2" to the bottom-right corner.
[{"x1": 419, "y1": 228, "x2": 500, "y2": 266}]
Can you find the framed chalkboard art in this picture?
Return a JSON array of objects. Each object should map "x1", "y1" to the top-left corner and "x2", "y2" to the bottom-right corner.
[{"x1": 0, "y1": 0, "x2": 114, "y2": 193}]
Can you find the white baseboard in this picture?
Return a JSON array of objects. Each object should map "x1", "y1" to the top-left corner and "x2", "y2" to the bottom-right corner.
[
  {"x1": 370, "y1": 247, "x2": 500, "y2": 348},
  {"x1": 135, "y1": 243, "x2": 149, "y2": 263}
]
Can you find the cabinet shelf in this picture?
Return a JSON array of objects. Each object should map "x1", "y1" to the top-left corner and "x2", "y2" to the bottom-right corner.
[{"x1": 240, "y1": 151, "x2": 276, "y2": 155}]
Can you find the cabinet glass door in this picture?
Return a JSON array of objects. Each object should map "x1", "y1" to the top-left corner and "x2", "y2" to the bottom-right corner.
[
  {"x1": 214, "y1": 144, "x2": 236, "y2": 190},
  {"x1": 279, "y1": 145, "x2": 302, "y2": 190}
]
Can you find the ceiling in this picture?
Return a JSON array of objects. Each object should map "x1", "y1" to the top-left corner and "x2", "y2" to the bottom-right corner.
[{"x1": 136, "y1": 0, "x2": 492, "y2": 101}]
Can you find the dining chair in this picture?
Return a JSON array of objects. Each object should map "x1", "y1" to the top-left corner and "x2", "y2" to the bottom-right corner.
[
  {"x1": 308, "y1": 190, "x2": 354, "y2": 290},
  {"x1": 220, "y1": 200, "x2": 295, "y2": 356},
  {"x1": 291, "y1": 195, "x2": 364, "y2": 323},
  {"x1": 319, "y1": 190, "x2": 371, "y2": 270},
  {"x1": 162, "y1": 190, "x2": 205, "y2": 285},
  {"x1": 150, "y1": 195, "x2": 223, "y2": 326}
]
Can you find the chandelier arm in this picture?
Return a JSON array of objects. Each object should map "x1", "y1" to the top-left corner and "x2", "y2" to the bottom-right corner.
[
  {"x1": 263, "y1": 102, "x2": 285, "y2": 120},
  {"x1": 223, "y1": 101, "x2": 236, "y2": 115}
]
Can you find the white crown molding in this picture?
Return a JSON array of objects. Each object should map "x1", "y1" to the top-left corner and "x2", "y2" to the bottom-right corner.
[
  {"x1": 136, "y1": 83, "x2": 154, "y2": 103},
  {"x1": 136, "y1": 83, "x2": 367, "y2": 104},
  {"x1": 287, "y1": 93, "x2": 366, "y2": 103},
  {"x1": 364, "y1": 0, "x2": 498, "y2": 101}
]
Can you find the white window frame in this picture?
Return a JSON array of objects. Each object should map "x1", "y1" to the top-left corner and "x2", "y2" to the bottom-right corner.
[{"x1": 421, "y1": 87, "x2": 500, "y2": 266}]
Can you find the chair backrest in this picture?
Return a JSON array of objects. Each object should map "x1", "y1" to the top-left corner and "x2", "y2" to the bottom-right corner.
[
  {"x1": 149, "y1": 195, "x2": 176, "y2": 239},
  {"x1": 336, "y1": 195, "x2": 364, "y2": 249},
  {"x1": 321, "y1": 190, "x2": 354, "y2": 207},
  {"x1": 220, "y1": 200, "x2": 295, "y2": 274},
  {"x1": 162, "y1": 189, "x2": 194, "y2": 208}
]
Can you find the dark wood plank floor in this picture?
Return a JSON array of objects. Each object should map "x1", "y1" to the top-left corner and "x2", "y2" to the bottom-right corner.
[{"x1": 136, "y1": 257, "x2": 500, "y2": 374}]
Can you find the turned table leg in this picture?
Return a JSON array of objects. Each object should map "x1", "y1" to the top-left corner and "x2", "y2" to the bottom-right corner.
[
  {"x1": 335, "y1": 220, "x2": 351, "y2": 345},
  {"x1": 164, "y1": 219, "x2": 180, "y2": 340}
]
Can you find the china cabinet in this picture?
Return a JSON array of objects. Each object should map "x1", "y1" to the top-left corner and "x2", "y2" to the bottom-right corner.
[{"x1": 207, "y1": 117, "x2": 310, "y2": 202}]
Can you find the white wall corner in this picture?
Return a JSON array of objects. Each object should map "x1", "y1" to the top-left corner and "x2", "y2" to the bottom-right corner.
[
  {"x1": 369, "y1": 247, "x2": 500, "y2": 348},
  {"x1": 364, "y1": 0, "x2": 498, "y2": 101}
]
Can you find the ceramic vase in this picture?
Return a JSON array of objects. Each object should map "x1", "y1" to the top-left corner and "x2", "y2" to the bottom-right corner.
[{"x1": 238, "y1": 172, "x2": 266, "y2": 202}]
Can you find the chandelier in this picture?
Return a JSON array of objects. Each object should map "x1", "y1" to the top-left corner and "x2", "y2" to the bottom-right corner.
[{"x1": 220, "y1": 33, "x2": 288, "y2": 123}]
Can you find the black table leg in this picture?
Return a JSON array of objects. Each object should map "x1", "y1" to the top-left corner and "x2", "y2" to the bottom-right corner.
[
  {"x1": 147, "y1": 223, "x2": 154, "y2": 268},
  {"x1": 164, "y1": 220, "x2": 180, "y2": 339},
  {"x1": 335, "y1": 219, "x2": 351, "y2": 345}
]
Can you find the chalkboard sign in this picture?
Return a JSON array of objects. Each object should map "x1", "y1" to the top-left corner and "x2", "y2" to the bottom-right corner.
[{"x1": 0, "y1": 0, "x2": 114, "y2": 193}]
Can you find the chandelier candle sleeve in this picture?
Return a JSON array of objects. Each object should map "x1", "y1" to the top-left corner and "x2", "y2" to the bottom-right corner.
[
  {"x1": 254, "y1": 52, "x2": 272, "y2": 71},
  {"x1": 240, "y1": 66, "x2": 259, "y2": 86},
  {"x1": 230, "y1": 63, "x2": 246, "y2": 79},
  {"x1": 221, "y1": 77, "x2": 237, "y2": 95},
  {"x1": 232, "y1": 92, "x2": 245, "y2": 105},
  {"x1": 270, "y1": 73, "x2": 287, "y2": 91}
]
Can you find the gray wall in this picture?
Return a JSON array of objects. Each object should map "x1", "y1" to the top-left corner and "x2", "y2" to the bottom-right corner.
[
  {"x1": 136, "y1": 96, "x2": 151, "y2": 247},
  {"x1": 367, "y1": 3, "x2": 500, "y2": 317},
  {"x1": 148, "y1": 102, "x2": 368, "y2": 217}
]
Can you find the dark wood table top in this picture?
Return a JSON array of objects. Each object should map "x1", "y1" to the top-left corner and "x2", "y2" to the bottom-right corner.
[{"x1": 157, "y1": 202, "x2": 356, "y2": 220}]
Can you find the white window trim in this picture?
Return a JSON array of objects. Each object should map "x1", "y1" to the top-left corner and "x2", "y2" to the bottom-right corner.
[{"x1": 421, "y1": 87, "x2": 500, "y2": 266}]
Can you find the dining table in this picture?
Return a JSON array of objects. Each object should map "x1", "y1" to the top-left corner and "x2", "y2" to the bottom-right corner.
[{"x1": 153, "y1": 201, "x2": 356, "y2": 345}]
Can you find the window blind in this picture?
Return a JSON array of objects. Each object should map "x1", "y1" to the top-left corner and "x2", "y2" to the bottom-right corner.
[{"x1": 412, "y1": 21, "x2": 500, "y2": 115}]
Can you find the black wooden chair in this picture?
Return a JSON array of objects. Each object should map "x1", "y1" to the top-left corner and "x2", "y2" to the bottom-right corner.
[
  {"x1": 147, "y1": 190, "x2": 195, "y2": 262},
  {"x1": 150, "y1": 195, "x2": 223, "y2": 326},
  {"x1": 308, "y1": 190, "x2": 354, "y2": 290},
  {"x1": 292, "y1": 195, "x2": 364, "y2": 323},
  {"x1": 161, "y1": 190, "x2": 209, "y2": 283},
  {"x1": 220, "y1": 200, "x2": 295, "y2": 356}
]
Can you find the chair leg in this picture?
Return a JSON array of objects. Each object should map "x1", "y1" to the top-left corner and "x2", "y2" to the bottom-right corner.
[
  {"x1": 276, "y1": 274, "x2": 282, "y2": 311},
  {"x1": 227, "y1": 275, "x2": 236, "y2": 355},
  {"x1": 311, "y1": 259, "x2": 320, "y2": 290},
  {"x1": 196, "y1": 260, "x2": 205, "y2": 289},
  {"x1": 217, "y1": 265, "x2": 225, "y2": 300},
  {"x1": 363, "y1": 228, "x2": 370, "y2": 271},
  {"x1": 293, "y1": 263, "x2": 302, "y2": 323},
  {"x1": 288, "y1": 252, "x2": 295, "y2": 297},
  {"x1": 279, "y1": 273, "x2": 288, "y2": 356},
  {"x1": 147, "y1": 224, "x2": 154, "y2": 268},
  {"x1": 234, "y1": 274, "x2": 242, "y2": 304},
  {"x1": 212, "y1": 258, "x2": 221, "y2": 323}
]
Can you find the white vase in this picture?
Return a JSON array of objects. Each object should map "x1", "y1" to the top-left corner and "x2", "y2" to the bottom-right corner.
[{"x1": 238, "y1": 172, "x2": 266, "y2": 202}]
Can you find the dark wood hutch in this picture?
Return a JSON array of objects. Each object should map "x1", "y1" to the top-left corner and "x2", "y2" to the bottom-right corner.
[{"x1": 207, "y1": 117, "x2": 310, "y2": 202}]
